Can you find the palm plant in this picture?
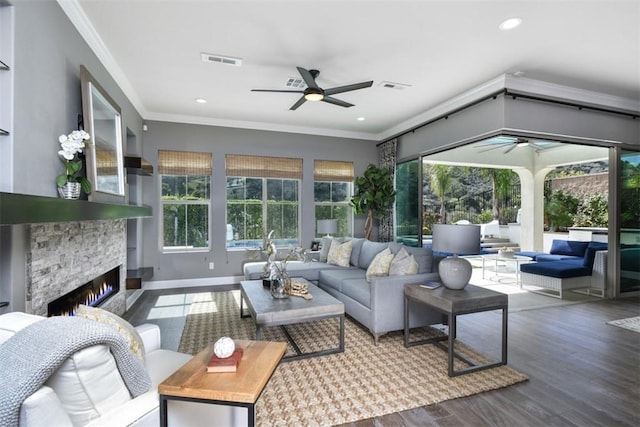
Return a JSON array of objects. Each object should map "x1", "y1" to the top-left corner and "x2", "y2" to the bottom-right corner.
[{"x1": 429, "y1": 165, "x2": 453, "y2": 223}]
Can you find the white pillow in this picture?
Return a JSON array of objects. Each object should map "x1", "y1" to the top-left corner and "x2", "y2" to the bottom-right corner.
[
  {"x1": 45, "y1": 344, "x2": 132, "y2": 426},
  {"x1": 327, "y1": 239, "x2": 352, "y2": 267},
  {"x1": 75, "y1": 305, "x2": 145, "y2": 362},
  {"x1": 389, "y1": 248, "x2": 419, "y2": 276},
  {"x1": 366, "y1": 248, "x2": 395, "y2": 282}
]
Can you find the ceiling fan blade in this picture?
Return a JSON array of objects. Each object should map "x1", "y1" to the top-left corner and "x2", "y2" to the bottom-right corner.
[
  {"x1": 322, "y1": 96, "x2": 354, "y2": 108},
  {"x1": 478, "y1": 143, "x2": 510, "y2": 153},
  {"x1": 297, "y1": 67, "x2": 320, "y2": 89},
  {"x1": 504, "y1": 144, "x2": 518, "y2": 154},
  {"x1": 251, "y1": 89, "x2": 305, "y2": 93},
  {"x1": 530, "y1": 142, "x2": 548, "y2": 151},
  {"x1": 289, "y1": 95, "x2": 307, "y2": 110},
  {"x1": 324, "y1": 81, "x2": 373, "y2": 96}
]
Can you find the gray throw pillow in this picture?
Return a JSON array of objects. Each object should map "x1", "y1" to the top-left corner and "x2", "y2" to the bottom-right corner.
[
  {"x1": 349, "y1": 238, "x2": 366, "y2": 267},
  {"x1": 358, "y1": 240, "x2": 389, "y2": 269},
  {"x1": 403, "y1": 246, "x2": 433, "y2": 274},
  {"x1": 319, "y1": 237, "x2": 333, "y2": 262}
]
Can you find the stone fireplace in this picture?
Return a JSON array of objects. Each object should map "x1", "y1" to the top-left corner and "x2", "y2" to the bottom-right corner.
[{"x1": 26, "y1": 219, "x2": 127, "y2": 316}]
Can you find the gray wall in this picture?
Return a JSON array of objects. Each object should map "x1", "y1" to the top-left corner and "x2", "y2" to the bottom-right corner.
[
  {"x1": 1, "y1": 1, "x2": 144, "y2": 310},
  {"x1": 504, "y1": 97, "x2": 640, "y2": 147},
  {"x1": 11, "y1": 0, "x2": 144, "y2": 196},
  {"x1": 397, "y1": 97, "x2": 507, "y2": 161},
  {"x1": 141, "y1": 121, "x2": 378, "y2": 281},
  {"x1": 397, "y1": 94, "x2": 639, "y2": 161}
]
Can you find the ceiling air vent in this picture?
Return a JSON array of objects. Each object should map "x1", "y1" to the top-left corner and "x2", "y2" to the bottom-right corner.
[
  {"x1": 378, "y1": 81, "x2": 411, "y2": 90},
  {"x1": 200, "y1": 53, "x2": 242, "y2": 67},
  {"x1": 285, "y1": 77, "x2": 306, "y2": 89}
]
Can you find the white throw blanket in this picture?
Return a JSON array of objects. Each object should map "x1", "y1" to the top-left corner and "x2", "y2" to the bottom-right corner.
[{"x1": 0, "y1": 316, "x2": 151, "y2": 427}]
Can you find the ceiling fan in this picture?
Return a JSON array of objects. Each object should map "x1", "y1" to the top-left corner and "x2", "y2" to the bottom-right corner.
[
  {"x1": 477, "y1": 137, "x2": 555, "y2": 154},
  {"x1": 251, "y1": 66, "x2": 373, "y2": 111}
]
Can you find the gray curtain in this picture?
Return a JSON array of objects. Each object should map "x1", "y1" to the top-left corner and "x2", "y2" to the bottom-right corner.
[{"x1": 377, "y1": 139, "x2": 397, "y2": 242}]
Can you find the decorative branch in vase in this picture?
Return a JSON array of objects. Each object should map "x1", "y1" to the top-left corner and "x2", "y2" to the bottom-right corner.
[{"x1": 56, "y1": 130, "x2": 92, "y2": 199}]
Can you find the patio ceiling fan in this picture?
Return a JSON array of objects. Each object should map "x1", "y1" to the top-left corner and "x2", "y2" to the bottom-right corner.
[
  {"x1": 476, "y1": 138, "x2": 552, "y2": 154},
  {"x1": 251, "y1": 66, "x2": 373, "y2": 111}
]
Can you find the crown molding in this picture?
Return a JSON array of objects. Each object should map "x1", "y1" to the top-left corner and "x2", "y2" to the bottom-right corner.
[
  {"x1": 377, "y1": 75, "x2": 508, "y2": 141},
  {"x1": 504, "y1": 75, "x2": 640, "y2": 114},
  {"x1": 57, "y1": 0, "x2": 147, "y2": 118},
  {"x1": 144, "y1": 111, "x2": 379, "y2": 141}
]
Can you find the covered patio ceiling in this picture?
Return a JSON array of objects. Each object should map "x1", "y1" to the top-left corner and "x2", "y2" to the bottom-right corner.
[
  {"x1": 422, "y1": 135, "x2": 610, "y2": 252},
  {"x1": 424, "y1": 135, "x2": 609, "y2": 170}
]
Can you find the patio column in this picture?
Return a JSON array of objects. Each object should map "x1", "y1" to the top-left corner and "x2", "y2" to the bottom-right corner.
[{"x1": 515, "y1": 167, "x2": 553, "y2": 251}]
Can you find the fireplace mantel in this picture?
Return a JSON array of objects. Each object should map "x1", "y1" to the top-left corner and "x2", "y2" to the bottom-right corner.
[{"x1": 0, "y1": 192, "x2": 152, "y2": 225}]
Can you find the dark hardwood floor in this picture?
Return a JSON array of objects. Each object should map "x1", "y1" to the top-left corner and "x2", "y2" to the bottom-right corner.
[{"x1": 125, "y1": 288, "x2": 639, "y2": 427}]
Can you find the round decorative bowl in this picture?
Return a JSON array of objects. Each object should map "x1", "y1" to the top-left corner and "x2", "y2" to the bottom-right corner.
[{"x1": 498, "y1": 249, "x2": 515, "y2": 259}]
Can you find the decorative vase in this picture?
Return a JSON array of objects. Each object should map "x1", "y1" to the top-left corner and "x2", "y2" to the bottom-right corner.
[
  {"x1": 270, "y1": 270, "x2": 290, "y2": 299},
  {"x1": 58, "y1": 182, "x2": 81, "y2": 199}
]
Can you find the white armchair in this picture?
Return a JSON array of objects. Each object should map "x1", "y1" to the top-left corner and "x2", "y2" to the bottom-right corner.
[{"x1": 0, "y1": 312, "x2": 192, "y2": 427}]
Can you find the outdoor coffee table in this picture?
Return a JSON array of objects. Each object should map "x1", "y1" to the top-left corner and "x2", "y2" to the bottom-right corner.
[
  {"x1": 240, "y1": 279, "x2": 345, "y2": 361},
  {"x1": 158, "y1": 339, "x2": 286, "y2": 427},
  {"x1": 404, "y1": 283, "x2": 508, "y2": 377},
  {"x1": 480, "y1": 254, "x2": 533, "y2": 287}
]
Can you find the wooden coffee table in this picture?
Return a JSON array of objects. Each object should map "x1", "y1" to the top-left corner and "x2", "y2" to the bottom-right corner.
[
  {"x1": 158, "y1": 339, "x2": 286, "y2": 427},
  {"x1": 240, "y1": 279, "x2": 345, "y2": 361}
]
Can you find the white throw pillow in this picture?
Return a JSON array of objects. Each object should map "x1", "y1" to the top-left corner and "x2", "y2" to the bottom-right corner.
[
  {"x1": 75, "y1": 305, "x2": 145, "y2": 362},
  {"x1": 366, "y1": 248, "x2": 395, "y2": 282},
  {"x1": 45, "y1": 344, "x2": 132, "y2": 426},
  {"x1": 327, "y1": 239, "x2": 352, "y2": 267},
  {"x1": 389, "y1": 248, "x2": 419, "y2": 276}
]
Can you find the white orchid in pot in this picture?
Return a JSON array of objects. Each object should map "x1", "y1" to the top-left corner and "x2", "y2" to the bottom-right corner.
[{"x1": 56, "y1": 130, "x2": 92, "y2": 198}]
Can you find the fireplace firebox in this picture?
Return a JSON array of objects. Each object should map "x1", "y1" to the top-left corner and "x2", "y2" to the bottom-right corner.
[{"x1": 47, "y1": 266, "x2": 120, "y2": 316}]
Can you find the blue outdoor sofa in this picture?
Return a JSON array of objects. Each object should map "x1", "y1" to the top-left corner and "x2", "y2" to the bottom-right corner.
[{"x1": 517, "y1": 240, "x2": 608, "y2": 298}]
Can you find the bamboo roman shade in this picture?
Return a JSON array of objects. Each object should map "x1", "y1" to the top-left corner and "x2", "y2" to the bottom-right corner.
[
  {"x1": 226, "y1": 154, "x2": 303, "y2": 179},
  {"x1": 158, "y1": 150, "x2": 212, "y2": 176},
  {"x1": 314, "y1": 160, "x2": 354, "y2": 182}
]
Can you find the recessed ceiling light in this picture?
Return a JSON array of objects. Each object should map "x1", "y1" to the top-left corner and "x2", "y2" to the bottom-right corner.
[
  {"x1": 195, "y1": 98, "x2": 207, "y2": 104},
  {"x1": 499, "y1": 17, "x2": 522, "y2": 31},
  {"x1": 357, "y1": 117, "x2": 365, "y2": 121}
]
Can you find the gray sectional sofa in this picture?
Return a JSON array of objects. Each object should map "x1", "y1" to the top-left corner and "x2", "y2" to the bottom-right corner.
[{"x1": 243, "y1": 238, "x2": 443, "y2": 344}]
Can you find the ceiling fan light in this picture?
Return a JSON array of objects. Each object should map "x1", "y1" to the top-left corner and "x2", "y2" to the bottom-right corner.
[
  {"x1": 499, "y1": 17, "x2": 522, "y2": 31},
  {"x1": 305, "y1": 92, "x2": 324, "y2": 101}
]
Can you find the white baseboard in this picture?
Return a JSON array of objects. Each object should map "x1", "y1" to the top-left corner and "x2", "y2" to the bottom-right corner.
[{"x1": 141, "y1": 275, "x2": 243, "y2": 290}]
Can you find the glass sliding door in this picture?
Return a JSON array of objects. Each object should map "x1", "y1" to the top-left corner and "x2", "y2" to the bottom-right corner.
[
  {"x1": 620, "y1": 149, "x2": 640, "y2": 294},
  {"x1": 395, "y1": 159, "x2": 420, "y2": 247}
]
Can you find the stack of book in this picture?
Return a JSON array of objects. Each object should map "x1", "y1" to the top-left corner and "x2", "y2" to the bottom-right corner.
[{"x1": 206, "y1": 348, "x2": 243, "y2": 373}]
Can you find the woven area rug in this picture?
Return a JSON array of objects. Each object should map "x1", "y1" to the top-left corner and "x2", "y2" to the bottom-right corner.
[
  {"x1": 178, "y1": 290, "x2": 528, "y2": 427},
  {"x1": 607, "y1": 316, "x2": 640, "y2": 332}
]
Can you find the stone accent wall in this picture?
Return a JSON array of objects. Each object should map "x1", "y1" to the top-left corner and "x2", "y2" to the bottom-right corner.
[
  {"x1": 26, "y1": 220, "x2": 126, "y2": 316},
  {"x1": 550, "y1": 173, "x2": 608, "y2": 197}
]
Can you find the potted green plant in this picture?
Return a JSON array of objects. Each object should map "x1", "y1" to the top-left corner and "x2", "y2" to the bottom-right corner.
[
  {"x1": 350, "y1": 164, "x2": 396, "y2": 240},
  {"x1": 56, "y1": 130, "x2": 92, "y2": 199}
]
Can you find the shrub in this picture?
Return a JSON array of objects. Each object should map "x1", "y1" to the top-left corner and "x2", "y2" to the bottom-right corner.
[
  {"x1": 574, "y1": 193, "x2": 608, "y2": 227},
  {"x1": 545, "y1": 190, "x2": 580, "y2": 231}
]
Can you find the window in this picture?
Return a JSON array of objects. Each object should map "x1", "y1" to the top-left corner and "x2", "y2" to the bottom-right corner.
[
  {"x1": 159, "y1": 150, "x2": 212, "y2": 252},
  {"x1": 226, "y1": 155, "x2": 302, "y2": 249},
  {"x1": 314, "y1": 160, "x2": 354, "y2": 237}
]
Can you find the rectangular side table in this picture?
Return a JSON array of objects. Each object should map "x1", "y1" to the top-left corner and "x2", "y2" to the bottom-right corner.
[
  {"x1": 158, "y1": 339, "x2": 287, "y2": 427},
  {"x1": 404, "y1": 284, "x2": 508, "y2": 377}
]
